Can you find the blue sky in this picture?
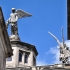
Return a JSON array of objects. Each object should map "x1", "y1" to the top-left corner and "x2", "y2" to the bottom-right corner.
[{"x1": 0, "y1": 0, "x2": 68, "y2": 65}]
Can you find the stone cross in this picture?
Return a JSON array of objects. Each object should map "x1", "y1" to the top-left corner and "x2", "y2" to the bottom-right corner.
[{"x1": 0, "y1": 7, "x2": 13, "y2": 70}]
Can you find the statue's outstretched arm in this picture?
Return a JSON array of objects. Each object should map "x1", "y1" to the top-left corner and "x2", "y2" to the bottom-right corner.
[{"x1": 6, "y1": 17, "x2": 11, "y2": 28}]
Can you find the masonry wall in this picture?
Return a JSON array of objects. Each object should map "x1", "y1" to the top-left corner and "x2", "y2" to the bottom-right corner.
[{"x1": 6, "y1": 66, "x2": 70, "y2": 70}]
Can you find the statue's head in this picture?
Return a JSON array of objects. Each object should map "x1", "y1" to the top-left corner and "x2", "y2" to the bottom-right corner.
[{"x1": 12, "y1": 8, "x2": 15, "y2": 13}]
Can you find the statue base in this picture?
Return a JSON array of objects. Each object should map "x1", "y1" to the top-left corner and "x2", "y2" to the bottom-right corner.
[{"x1": 9, "y1": 35, "x2": 20, "y2": 41}]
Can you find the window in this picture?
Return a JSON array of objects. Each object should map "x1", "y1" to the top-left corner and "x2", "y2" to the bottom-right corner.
[
  {"x1": 7, "y1": 57, "x2": 12, "y2": 61},
  {"x1": 19, "y1": 50, "x2": 23, "y2": 62},
  {"x1": 24, "y1": 54, "x2": 28, "y2": 63}
]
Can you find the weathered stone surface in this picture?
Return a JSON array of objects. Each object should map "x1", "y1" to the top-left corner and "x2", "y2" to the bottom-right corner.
[
  {"x1": 0, "y1": 7, "x2": 13, "y2": 70},
  {"x1": 6, "y1": 66, "x2": 70, "y2": 70},
  {"x1": 0, "y1": 37, "x2": 6, "y2": 70},
  {"x1": 10, "y1": 41, "x2": 38, "y2": 56},
  {"x1": 0, "y1": 7, "x2": 13, "y2": 58},
  {"x1": 6, "y1": 41, "x2": 38, "y2": 67}
]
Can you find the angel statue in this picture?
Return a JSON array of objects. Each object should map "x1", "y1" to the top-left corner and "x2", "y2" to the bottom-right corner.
[
  {"x1": 6, "y1": 8, "x2": 32, "y2": 38},
  {"x1": 48, "y1": 27, "x2": 70, "y2": 64}
]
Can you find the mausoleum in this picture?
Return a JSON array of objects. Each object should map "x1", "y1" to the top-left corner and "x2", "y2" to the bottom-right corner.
[{"x1": 6, "y1": 40, "x2": 38, "y2": 67}]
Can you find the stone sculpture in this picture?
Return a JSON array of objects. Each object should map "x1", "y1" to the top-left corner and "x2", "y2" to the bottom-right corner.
[
  {"x1": 48, "y1": 27, "x2": 70, "y2": 64},
  {"x1": 6, "y1": 8, "x2": 32, "y2": 41}
]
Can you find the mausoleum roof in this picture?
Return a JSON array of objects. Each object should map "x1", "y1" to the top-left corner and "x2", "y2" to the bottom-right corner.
[{"x1": 10, "y1": 41, "x2": 38, "y2": 56}]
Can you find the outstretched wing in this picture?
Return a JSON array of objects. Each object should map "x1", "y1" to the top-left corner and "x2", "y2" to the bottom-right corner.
[
  {"x1": 48, "y1": 31, "x2": 61, "y2": 46},
  {"x1": 16, "y1": 9, "x2": 32, "y2": 19}
]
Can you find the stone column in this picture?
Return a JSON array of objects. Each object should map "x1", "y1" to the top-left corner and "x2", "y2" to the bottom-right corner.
[
  {"x1": 22, "y1": 52, "x2": 25, "y2": 65},
  {"x1": 12, "y1": 47, "x2": 19, "y2": 67},
  {"x1": 28, "y1": 51, "x2": 33, "y2": 66}
]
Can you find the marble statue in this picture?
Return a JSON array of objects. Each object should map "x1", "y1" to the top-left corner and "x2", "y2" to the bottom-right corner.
[
  {"x1": 6, "y1": 8, "x2": 32, "y2": 40},
  {"x1": 48, "y1": 27, "x2": 70, "y2": 64}
]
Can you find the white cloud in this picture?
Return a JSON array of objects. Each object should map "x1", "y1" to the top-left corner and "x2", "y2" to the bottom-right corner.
[
  {"x1": 49, "y1": 47, "x2": 60, "y2": 64},
  {"x1": 36, "y1": 40, "x2": 70, "y2": 65},
  {"x1": 36, "y1": 60, "x2": 47, "y2": 66}
]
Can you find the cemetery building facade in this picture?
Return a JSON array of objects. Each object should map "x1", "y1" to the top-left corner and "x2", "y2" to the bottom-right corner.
[
  {"x1": 6, "y1": 39, "x2": 70, "y2": 70},
  {"x1": 5, "y1": 0, "x2": 70, "y2": 69}
]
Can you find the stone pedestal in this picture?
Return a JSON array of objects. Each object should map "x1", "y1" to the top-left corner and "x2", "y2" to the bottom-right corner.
[{"x1": 9, "y1": 35, "x2": 20, "y2": 41}]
